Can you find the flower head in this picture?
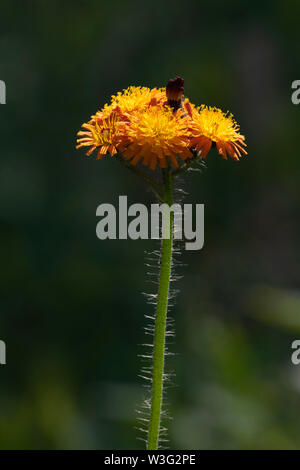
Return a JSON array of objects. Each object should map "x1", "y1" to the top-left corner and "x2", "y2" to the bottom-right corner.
[
  {"x1": 104, "y1": 86, "x2": 166, "y2": 115},
  {"x1": 76, "y1": 79, "x2": 247, "y2": 169},
  {"x1": 76, "y1": 110, "x2": 125, "y2": 158},
  {"x1": 121, "y1": 105, "x2": 192, "y2": 169},
  {"x1": 190, "y1": 106, "x2": 247, "y2": 160}
]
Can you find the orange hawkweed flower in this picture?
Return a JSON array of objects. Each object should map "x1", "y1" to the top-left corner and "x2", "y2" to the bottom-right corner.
[
  {"x1": 103, "y1": 86, "x2": 166, "y2": 116},
  {"x1": 76, "y1": 78, "x2": 247, "y2": 168},
  {"x1": 190, "y1": 106, "x2": 247, "y2": 160},
  {"x1": 121, "y1": 105, "x2": 192, "y2": 170},
  {"x1": 76, "y1": 111, "x2": 125, "y2": 159}
]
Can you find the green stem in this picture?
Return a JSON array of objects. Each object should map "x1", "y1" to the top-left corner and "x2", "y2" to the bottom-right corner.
[{"x1": 147, "y1": 168, "x2": 173, "y2": 450}]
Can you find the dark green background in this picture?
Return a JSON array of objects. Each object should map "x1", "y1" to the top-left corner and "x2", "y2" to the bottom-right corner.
[{"x1": 0, "y1": 0, "x2": 300, "y2": 449}]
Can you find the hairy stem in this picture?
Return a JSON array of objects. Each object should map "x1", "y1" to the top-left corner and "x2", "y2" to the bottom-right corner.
[
  {"x1": 147, "y1": 167, "x2": 173, "y2": 450},
  {"x1": 172, "y1": 150, "x2": 204, "y2": 176}
]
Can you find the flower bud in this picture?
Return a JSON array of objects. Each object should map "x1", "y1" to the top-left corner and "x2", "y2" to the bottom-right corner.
[{"x1": 166, "y1": 76, "x2": 184, "y2": 110}]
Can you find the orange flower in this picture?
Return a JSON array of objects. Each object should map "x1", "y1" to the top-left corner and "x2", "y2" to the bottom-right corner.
[
  {"x1": 121, "y1": 105, "x2": 192, "y2": 170},
  {"x1": 103, "y1": 86, "x2": 166, "y2": 116},
  {"x1": 189, "y1": 106, "x2": 247, "y2": 160},
  {"x1": 76, "y1": 110, "x2": 125, "y2": 158},
  {"x1": 76, "y1": 79, "x2": 247, "y2": 168}
]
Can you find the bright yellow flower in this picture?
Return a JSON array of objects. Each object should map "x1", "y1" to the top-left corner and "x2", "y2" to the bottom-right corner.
[
  {"x1": 190, "y1": 106, "x2": 247, "y2": 160},
  {"x1": 120, "y1": 105, "x2": 192, "y2": 170},
  {"x1": 103, "y1": 86, "x2": 166, "y2": 116}
]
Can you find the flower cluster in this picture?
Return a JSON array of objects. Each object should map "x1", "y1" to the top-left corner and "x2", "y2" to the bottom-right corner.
[{"x1": 76, "y1": 77, "x2": 247, "y2": 170}]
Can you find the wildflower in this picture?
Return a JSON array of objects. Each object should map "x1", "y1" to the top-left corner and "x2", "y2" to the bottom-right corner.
[
  {"x1": 77, "y1": 77, "x2": 248, "y2": 452},
  {"x1": 190, "y1": 106, "x2": 247, "y2": 160},
  {"x1": 121, "y1": 105, "x2": 192, "y2": 169},
  {"x1": 104, "y1": 86, "x2": 166, "y2": 116},
  {"x1": 76, "y1": 78, "x2": 247, "y2": 167},
  {"x1": 76, "y1": 110, "x2": 124, "y2": 158}
]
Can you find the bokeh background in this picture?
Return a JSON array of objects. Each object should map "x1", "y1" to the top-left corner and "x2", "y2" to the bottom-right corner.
[{"x1": 1, "y1": 0, "x2": 300, "y2": 449}]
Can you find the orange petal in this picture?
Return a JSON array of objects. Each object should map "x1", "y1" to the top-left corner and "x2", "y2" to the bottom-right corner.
[
  {"x1": 168, "y1": 153, "x2": 179, "y2": 167},
  {"x1": 159, "y1": 156, "x2": 167, "y2": 168}
]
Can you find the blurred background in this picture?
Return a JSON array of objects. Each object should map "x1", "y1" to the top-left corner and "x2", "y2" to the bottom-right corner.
[{"x1": 0, "y1": 0, "x2": 300, "y2": 449}]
